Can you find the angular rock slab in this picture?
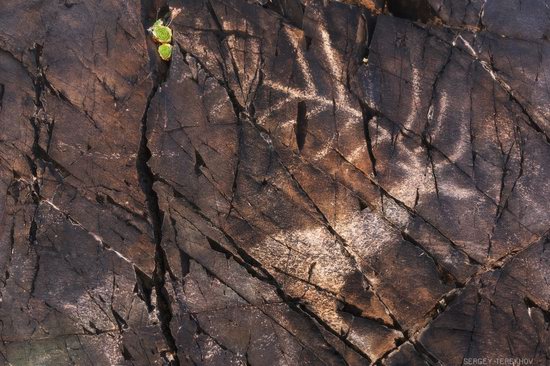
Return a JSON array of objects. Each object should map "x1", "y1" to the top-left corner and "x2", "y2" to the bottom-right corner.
[{"x1": 1, "y1": 0, "x2": 550, "y2": 364}]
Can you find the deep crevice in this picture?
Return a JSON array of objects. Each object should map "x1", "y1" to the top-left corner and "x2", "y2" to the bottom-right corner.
[
  {"x1": 111, "y1": 307, "x2": 129, "y2": 332},
  {"x1": 385, "y1": 0, "x2": 437, "y2": 23},
  {"x1": 305, "y1": 35, "x2": 313, "y2": 51},
  {"x1": 359, "y1": 101, "x2": 378, "y2": 176},
  {"x1": 0, "y1": 83, "x2": 4, "y2": 112},
  {"x1": 24, "y1": 43, "x2": 48, "y2": 303},
  {"x1": 193, "y1": 149, "x2": 206, "y2": 176},
  {"x1": 136, "y1": 3, "x2": 178, "y2": 362},
  {"x1": 295, "y1": 100, "x2": 308, "y2": 151},
  {"x1": 206, "y1": 236, "x2": 232, "y2": 259},
  {"x1": 136, "y1": 85, "x2": 179, "y2": 365},
  {"x1": 133, "y1": 266, "x2": 154, "y2": 312},
  {"x1": 338, "y1": 301, "x2": 396, "y2": 328},
  {"x1": 178, "y1": 248, "x2": 191, "y2": 278},
  {"x1": 121, "y1": 345, "x2": 135, "y2": 361}
]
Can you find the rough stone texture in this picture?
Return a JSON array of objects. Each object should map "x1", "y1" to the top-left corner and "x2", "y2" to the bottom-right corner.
[{"x1": 0, "y1": 0, "x2": 549, "y2": 365}]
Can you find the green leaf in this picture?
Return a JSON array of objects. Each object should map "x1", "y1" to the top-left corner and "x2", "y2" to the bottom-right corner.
[
  {"x1": 152, "y1": 25, "x2": 172, "y2": 43},
  {"x1": 158, "y1": 44, "x2": 172, "y2": 61}
]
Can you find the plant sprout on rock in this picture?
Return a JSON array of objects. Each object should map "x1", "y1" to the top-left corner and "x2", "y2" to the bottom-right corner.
[
  {"x1": 158, "y1": 43, "x2": 173, "y2": 61},
  {"x1": 148, "y1": 19, "x2": 173, "y2": 61},
  {"x1": 149, "y1": 20, "x2": 172, "y2": 43}
]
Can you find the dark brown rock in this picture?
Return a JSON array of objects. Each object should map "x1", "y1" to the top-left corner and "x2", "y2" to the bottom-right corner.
[{"x1": 1, "y1": 0, "x2": 549, "y2": 365}]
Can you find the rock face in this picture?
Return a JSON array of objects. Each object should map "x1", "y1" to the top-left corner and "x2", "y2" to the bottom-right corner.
[{"x1": 0, "y1": 0, "x2": 549, "y2": 365}]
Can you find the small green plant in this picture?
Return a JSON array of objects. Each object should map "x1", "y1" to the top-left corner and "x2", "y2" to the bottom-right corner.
[
  {"x1": 149, "y1": 20, "x2": 172, "y2": 43},
  {"x1": 148, "y1": 19, "x2": 172, "y2": 61},
  {"x1": 158, "y1": 43, "x2": 172, "y2": 61}
]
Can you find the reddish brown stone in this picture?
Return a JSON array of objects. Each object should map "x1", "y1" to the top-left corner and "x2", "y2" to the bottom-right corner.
[{"x1": 1, "y1": 0, "x2": 549, "y2": 365}]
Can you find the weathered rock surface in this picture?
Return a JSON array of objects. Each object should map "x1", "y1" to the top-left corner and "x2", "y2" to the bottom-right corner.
[{"x1": 0, "y1": 0, "x2": 548, "y2": 365}]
